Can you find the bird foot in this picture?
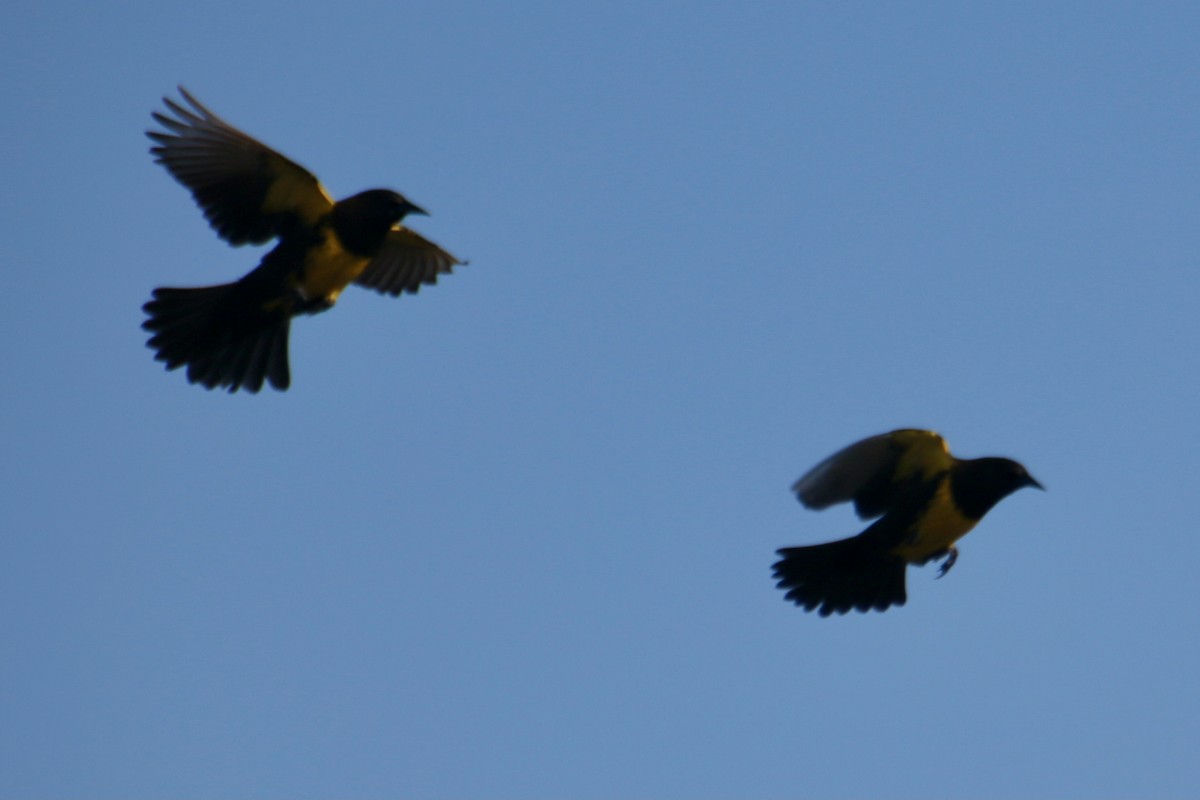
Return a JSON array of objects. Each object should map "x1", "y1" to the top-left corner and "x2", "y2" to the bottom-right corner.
[{"x1": 936, "y1": 547, "x2": 958, "y2": 579}]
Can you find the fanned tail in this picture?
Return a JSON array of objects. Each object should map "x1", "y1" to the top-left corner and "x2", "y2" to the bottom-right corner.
[
  {"x1": 142, "y1": 282, "x2": 291, "y2": 393},
  {"x1": 773, "y1": 536, "x2": 907, "y2": 616}
]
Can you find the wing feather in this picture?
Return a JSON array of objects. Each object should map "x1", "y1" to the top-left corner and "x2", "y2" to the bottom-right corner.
[
  {"x1": 792, "y1": 429, "x2": 951, "y2": 518},
  {"x1": 353, "y1": 227, "x2": 464, "y2": 297},
  {"x1": 147, "y1": 87, "x2": 334, "y2": 246}
]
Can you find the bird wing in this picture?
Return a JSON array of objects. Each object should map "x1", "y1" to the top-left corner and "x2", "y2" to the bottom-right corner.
[
  {"x1": 147, "y1": 87, "x2": 335, "y2": 246},
  {"x1": 353, "y1": 227, "x2": 464, "y2": 296},
  {"x1": 792, "y1": 429, "x2": 952, "y2": 518}
]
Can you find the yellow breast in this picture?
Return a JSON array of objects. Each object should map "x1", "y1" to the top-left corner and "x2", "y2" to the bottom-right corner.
[
  {"x1": 890, "y1": 480, "x2": 977, "y2": 562},
  {"x1": 295, "y1": 230, "x2": 371, "y2": 305}
]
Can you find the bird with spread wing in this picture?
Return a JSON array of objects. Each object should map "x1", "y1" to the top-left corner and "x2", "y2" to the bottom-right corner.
[
  {"x1": 773, "y1": 429, "x2": 1042, "y2": 616},
  {"x1": 142, "y1": 88, "x2": 464, "y2": 392}
]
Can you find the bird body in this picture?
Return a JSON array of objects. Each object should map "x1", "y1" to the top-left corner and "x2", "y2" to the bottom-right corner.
[
  {"x1": 774, "y1": 429, "x2": 1041, "y2": 615},
  {"x1": 891, "y1": 477, "x2": 976, "y2": 562},
  {"x1": 296, "y1": 232, "x2": 365, "y2": 303},
  {"x1": 142, "y1": 89, "x2": 462, "y2": 392},
  {"x1": 289, "y1": 204, "x2": 383, "y2": 303}
]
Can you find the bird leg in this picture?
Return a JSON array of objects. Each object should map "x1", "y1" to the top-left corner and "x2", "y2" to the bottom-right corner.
[{"x1": 936, "y1": 547, "x2": 958, "y2": 579}]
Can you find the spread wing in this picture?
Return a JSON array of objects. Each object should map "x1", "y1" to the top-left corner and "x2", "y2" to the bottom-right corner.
[
  {"x1": 147, "y1": 87, "x2": 335, "y2": 246},
  {"x1": 353, "y1": 227, "x2": 464, "y2": 296},
  {"x1": 792, "y1": 429, "x2": 952, "y2": 519}
]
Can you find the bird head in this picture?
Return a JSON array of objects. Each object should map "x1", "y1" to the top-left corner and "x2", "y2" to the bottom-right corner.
[
  {"x1": 953, "y1": 456, "x2": 1043, "y2": 519},
  {"x1": 977, "y1": 457, "x2": 1043, "y2": 493},
  {"x1": 331, "y1": 189, "x2": 429, "y2": 255},
  {"x1": 351, "y1": 189, "x2": 428, "y2": 223}
]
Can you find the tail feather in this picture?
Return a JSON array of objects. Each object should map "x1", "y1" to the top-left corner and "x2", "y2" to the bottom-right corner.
[
  {"x1": 143, "y1": 283, "x2": 292, "y2": 393},
  {"x1": 773, "y1": 537, "x2": 907, "y2": 616}
]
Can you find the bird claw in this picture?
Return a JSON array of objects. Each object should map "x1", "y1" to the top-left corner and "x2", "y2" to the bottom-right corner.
[{"x1": 936, "y1": 547, "x2": 958, "y2": 579}]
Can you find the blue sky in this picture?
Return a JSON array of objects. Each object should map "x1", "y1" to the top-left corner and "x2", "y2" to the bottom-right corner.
[{"x1": 3, "y1": 1, "x2": 1199, "y2": 797}]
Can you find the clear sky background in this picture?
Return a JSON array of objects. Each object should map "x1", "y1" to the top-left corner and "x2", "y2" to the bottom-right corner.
[{"x1": 2, "y1": 1, "x2": 1198, "y2": 798}]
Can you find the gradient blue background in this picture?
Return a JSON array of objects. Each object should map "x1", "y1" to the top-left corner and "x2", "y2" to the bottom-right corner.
[{"x1": 3, "y1": 2, "x2": 1198, "y2": 797}]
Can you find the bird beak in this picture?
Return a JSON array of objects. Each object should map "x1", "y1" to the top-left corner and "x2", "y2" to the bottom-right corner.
[
  {"x1": 1023, "y1": 474, "x2": 1045, "y2": 491},
  {"x1": 404, "y1": 201, "x2": 429, "y2": 217}
]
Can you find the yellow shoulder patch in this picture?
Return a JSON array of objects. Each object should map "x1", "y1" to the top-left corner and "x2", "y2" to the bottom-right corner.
[
  {"x1": 889, "y1": 429, "x2": 953, "y2": 481},
  {"x1": 261, "y1": 152, "x2": 335, "y2": 226}
]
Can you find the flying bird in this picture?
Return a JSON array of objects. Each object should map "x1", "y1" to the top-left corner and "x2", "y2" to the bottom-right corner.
[
  {"x1": 142, "y1": 88, "x2": 463, "y2": 392},
  {"x1": 773, "y1": 429, "x2": 1042, "y2": 616}
]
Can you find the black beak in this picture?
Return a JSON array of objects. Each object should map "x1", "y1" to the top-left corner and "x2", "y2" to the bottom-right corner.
[
  {"x1": 1023, "y1": 474, "x2": 1045, "y2": 491},
  {"x1": 404, "y1": 201, "x2": 429, "y2": 217}
]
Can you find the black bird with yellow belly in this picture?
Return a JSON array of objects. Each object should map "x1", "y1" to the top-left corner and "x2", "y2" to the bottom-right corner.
[
  {"x1": 142, "y1": 88, "x2": 463, "y2": 392},
  {"x1": 773, "y1": 429, "x2": 1042, "y2": 616}
]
